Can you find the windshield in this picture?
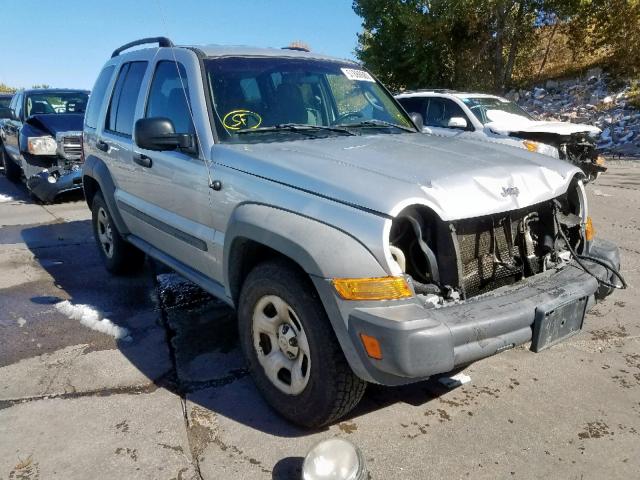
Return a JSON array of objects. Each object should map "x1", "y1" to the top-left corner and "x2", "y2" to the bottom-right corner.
[
  {"x1": 204, "y1": 57, "x2": 414, "y2": 142},
  {"x1": 0, "y1": 96, "x2": 12, "y2": 108},
  {"x1": 26, "y1": 92, "x2": 88, "y2": 116},
  {"x1": 461, "y1": 96, "x2": 533, "y2": 125}
]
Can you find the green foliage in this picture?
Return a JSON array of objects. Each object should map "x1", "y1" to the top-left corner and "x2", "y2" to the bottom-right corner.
[
  {"x1": 0, "y1": 83, "x2": 17, "y2": 93},
  {"x1": 353, "y1": 0, "x2": 640, "y2": 92},
  {"x1": 31, "y1": 84, "x2": 51, "y2": 89}
]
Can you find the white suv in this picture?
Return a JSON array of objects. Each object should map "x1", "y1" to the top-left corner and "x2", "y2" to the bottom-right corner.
[{"x1": 395, "y1": 90, "x2": 605, "y2": 181}]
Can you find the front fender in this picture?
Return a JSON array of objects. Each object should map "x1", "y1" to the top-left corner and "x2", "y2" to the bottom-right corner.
[{"x1": 224, "y1": 203, "x2": 387, "y2": 289}]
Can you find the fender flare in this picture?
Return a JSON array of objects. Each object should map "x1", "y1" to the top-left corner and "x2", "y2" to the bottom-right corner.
[
  {"x1": 82, "y1": 155, "x2": 130, "y2": 236},
  {"x1": 224, "y1": 203, "x2": 387, "y2": 293}
]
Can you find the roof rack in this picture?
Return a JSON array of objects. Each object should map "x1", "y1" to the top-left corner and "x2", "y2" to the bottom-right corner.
[
  {"x1": 282, "y1": 45, "x2": 310, "y2": 52},
  {"x1": 111, "y1": 37, "x2": 174, "y2": 58},
  {"x1": 399, "y1": 88, "x2": 459, "y2": 94}
]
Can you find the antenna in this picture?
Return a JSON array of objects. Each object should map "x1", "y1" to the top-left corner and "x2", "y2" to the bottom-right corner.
[{"x1": 153, "y1": 0, "x2": 217, "y2": 201}]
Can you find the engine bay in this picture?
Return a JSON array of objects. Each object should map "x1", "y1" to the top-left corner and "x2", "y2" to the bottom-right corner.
[{"x1": 389, "y1": 181, "x2": 586, "y2": 304}]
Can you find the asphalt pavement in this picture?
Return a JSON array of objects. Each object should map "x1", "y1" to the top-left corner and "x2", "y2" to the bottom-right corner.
[{"x1": 1, "y1": 162, "x2": 639, "y2": 479}]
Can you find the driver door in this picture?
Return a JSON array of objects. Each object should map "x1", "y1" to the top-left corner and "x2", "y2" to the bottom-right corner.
[{"x1": 128, "y1": 58, "x2": 217, "y2": 278}]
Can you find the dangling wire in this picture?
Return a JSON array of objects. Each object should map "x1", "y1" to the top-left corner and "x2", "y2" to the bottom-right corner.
[{"x1": 553, "y1": 207, "x2": 627, "y2": 291}]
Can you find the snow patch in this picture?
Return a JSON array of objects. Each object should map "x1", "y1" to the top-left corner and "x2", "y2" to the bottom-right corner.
[
  {"x1": 0, "y1": 193, "x2": 14, "y2": 203},
  {"x1": 17, "y1": 317, "x2": 26, "y2": 327},
  {"x1": 55, "y1": 300, "x2": 132, "y2": 341}
]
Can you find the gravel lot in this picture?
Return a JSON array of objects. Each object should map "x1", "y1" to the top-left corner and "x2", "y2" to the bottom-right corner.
[{"x1": 1, "y1": 163, "x2": 639, "y2": 479}]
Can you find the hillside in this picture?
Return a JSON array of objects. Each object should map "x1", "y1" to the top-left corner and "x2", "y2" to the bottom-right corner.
[{"x1": 509, "y1": 69, "x2": 640, "y2": 157}]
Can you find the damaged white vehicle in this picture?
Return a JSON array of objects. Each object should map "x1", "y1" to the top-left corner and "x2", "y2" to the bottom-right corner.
[
  {"x1": 395, "y1": 90, "x2": 606, "y2": 181},
  {"x1": 84, "y1": 39, "x2": 624, "y2": 428}
]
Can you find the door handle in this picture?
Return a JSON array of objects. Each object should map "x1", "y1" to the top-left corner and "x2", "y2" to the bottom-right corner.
[
  {"x1": 133, "y1": 153, "x2": 152, "y2": 168},
  {"x1": 96, "y1": 140, "x2": 109, "y2": 152}
]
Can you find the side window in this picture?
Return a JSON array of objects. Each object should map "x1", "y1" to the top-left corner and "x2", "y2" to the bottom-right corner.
[
  {"x1": 425, "y1": 98, "x2": 470, "y2": 129},
  {"x1": 397, "y1": 97, "x2": 428, "y2": 117},
  {"x1": 145, "y1": 61, "x2": 195, "y2": 135},
  {"x1": 106, "y1": 61, "x2": 148, "y2": 136},
  {"x1": 14, "y1": 93, "x2": 23, "y2": 120},
  {"x1": 85, "y1": 66, "x2": 115, "y2": 129}
]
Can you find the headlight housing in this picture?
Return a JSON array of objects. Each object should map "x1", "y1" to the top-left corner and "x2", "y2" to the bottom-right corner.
[
  {"x1": 302, "y1": 438, "x2": 366, "y2": 480},
  {"x1": 522, "y1": 140, "x2": 559, "y2": 159},
  {"x1": 27, "y1": 136, "x2": 57, "y2": 155}
]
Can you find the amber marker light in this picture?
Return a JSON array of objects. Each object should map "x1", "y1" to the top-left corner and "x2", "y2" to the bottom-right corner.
[
  {"x1": 522, "y1": 140, "x2": 539, "y2": 152},
  {"x1": 359, "y1": 333, "x2": 383, "y2": 360},
  {"x1": 585, "y1": 216, "x2": 595, "y2": 242},
  {"x1": 332, "y1": 276, "x2": 412, "y2": 301}
]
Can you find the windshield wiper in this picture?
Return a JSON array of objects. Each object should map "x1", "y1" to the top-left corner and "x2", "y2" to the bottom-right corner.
[
  {"x1": 235, "y1": 123, "x2": 355, "y2": 136},
  {"x1": 336, "y1": 119, "x2": 416, "y2": 133}
]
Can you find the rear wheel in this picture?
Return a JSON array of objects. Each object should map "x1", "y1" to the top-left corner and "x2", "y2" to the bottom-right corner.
[
  {"x1": 1, "y1": 146, "x2": 21, "y2": 182},
  {"x1": 238, "y1": 260, "x2": 366, "y2": 428},
  {"x1": 91, "y1": 192, "x2": 145, "y2": 274}
]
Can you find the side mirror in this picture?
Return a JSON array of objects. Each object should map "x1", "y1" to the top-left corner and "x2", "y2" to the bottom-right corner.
[
  {"x1": 0, "y1": 107, "x2": 13, "y2": 120},
  {"x1": 409, "y1": 112, "x2": 423, "y2": 131},
  {"x1": 447, "y1": 117, "x2": 468, "y2": 129},
  {"x1": 134, "y1": 117, "x2": 194, "y2": 152}
]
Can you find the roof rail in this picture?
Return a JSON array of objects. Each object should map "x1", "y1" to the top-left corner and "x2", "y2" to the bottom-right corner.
[
  {"x1": 282, "y1": 46, "x2": 310, "y2": 52},
  {"x1": 111, "y1": 37, "x2": 174, "y2": 58}
]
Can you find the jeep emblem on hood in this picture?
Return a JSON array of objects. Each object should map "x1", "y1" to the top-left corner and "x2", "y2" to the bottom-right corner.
[{"x1": 501, "y1": 186, "x2": 520, "y2": 197}]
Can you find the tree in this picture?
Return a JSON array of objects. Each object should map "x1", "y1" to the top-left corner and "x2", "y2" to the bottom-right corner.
[
  {"x1": 353, "y1": 0, "x2": 639, "y2": 92},
  {"x1": 0, "y1": 83, "x2": 17, "y2": 93}
]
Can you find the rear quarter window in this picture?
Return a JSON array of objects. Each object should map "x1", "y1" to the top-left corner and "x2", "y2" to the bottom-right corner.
[
  {"x1": 105, "y1": 61, "x2": 148, "y2": 137},
  {"x1": 85, "y1": 66, "x2": 115, "y2": 129}
]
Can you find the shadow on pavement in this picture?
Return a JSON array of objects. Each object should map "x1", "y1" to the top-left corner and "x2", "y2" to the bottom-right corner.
[{"x1": 17, "y1": 220, "x2": 448, "y2": 438}]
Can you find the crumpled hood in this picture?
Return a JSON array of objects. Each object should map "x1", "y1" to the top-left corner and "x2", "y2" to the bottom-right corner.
[
  {"x1": 217, "y1": 133, "x2": 582, "y2": 221},
  {"x1": 25, "y1": 113, "x2": 84, "y2": 136},
  {"x1": 485, "y1": 115, "x2": 601, "y2": 137}
]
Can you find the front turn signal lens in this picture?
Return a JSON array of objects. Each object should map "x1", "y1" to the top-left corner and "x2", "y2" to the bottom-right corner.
[
  {"x1": 332, "y1": 276, "x2": 412, "y2": 301},
  {"x1": 359, "y1": 333, "x2": 383, "y2": 360},
  {"x1": 522, "y1": 140, "x2": 539, "y2": 152},
  {"x1": 585, "y1": 216, "x2": 595, "y2": 241},
  {"x1": 595, "y1": 155, "x2": 606, "y2": 166}
]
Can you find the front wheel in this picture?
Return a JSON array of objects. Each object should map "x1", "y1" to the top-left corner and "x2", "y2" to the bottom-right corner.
[
  {"x1": 238, "y1": 260, "x2": 366, "y2": 428},
  {"x1": 1, "y1": 146, "x2": 21, "y2": 182}
]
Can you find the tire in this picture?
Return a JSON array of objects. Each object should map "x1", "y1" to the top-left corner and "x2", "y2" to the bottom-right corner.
[
  {"x1": 238, "y1": 260, "x2": 366, "y2": 428},
  {"x1": 1, "y1": 146, "x2": 21, "y2": 182},
  {"x1": 91, "y1": 192, "x2": 145, "y2": 274}
]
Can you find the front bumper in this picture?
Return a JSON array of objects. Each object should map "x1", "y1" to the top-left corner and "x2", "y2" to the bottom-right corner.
[
  {"x1": 26, "y1": 165, "x2": 83, "y2": 203},
  {"x1": 330, "y1": 238, "x2": 620, "y2": 385}
]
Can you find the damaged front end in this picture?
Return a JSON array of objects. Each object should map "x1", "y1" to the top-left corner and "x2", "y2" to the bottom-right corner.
[
  {"x1": 389, "y1": 177, "x2": 589, "y2": 305},
  {"x1": 510, "y1": 130, "x2": 606, "y2": 182},
  {"x1": 20, "y1": 115, "x2": 84, "y2": 202}
]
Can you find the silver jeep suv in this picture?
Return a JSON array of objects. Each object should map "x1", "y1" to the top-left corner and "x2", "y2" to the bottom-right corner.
[{"x1": 82, "y1": 37, "x2": 622, "y2": 428}]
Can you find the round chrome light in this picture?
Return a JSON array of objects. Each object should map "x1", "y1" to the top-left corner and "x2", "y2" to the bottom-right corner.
[
  {"x1": 47, "y1": 175, "x2": 57, "y2": 184},
  {"x1": 302, "y1": 438, "x2": 366, "y2": 480}
]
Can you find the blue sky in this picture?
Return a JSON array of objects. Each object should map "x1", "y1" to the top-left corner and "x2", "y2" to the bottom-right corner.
[{"x1": 0, "y1": 0, "x2": 362, "y2": 90}]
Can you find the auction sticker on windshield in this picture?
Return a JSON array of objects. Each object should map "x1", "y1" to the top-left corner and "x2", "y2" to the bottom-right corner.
[
  {"x1": 223, "y1": 109, "x2": 262, "y2": 130},
  {"x1": 341, "y1": 68, "x2": 375, "y2": 82}
]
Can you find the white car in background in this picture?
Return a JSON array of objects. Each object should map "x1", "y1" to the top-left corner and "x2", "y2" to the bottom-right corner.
[{"x1": 395, "y1": 90, "x2": 605, "y2": 181}]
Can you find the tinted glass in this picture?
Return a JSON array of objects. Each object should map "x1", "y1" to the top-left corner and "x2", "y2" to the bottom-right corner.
[
  {"x1": 14, "y1": 93, "x2": 23, "y2": 120},
  {"x1": 0, "y1": 96, "x2": 12, "y2": 108},
  {"x1": 145, "y1": 61, "x2": 195, "y2": 134},
  {"x1": 424, "y1": 98, "x2": 469, "y2": 128},
  {"x1": 461, "y1": 96, "x2": 533, "y2": 124},
  {"x1": 85, "y1": 66, "x2": 115, "y2": 129},
  {"x1": 106, "y1": 61, "x2": 147, "y2": 136},
  {"x1": 26, "y1": 92, "x2": 88, "y2": 116},
  {"x1": 397, "y1": 97, "x2": 428, "y2": 117},
  {"x1": 205, "y1": 57, "x2": 414, "y2": 143}
]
